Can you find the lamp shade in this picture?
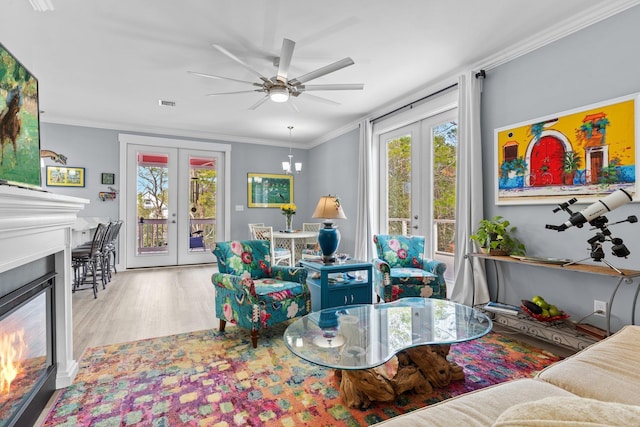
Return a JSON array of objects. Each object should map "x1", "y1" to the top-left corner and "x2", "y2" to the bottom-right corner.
[
  {"x1": 312, "y1": 196, "x2": 347, "y2": 263},
  {"x1": 312, "y1": 196, "x2": 347, "y2": 220}
]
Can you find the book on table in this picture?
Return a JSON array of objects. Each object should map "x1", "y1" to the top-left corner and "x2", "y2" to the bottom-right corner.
[{"x1": 484, "y1": 301, "x2": 521, "y2": 316}]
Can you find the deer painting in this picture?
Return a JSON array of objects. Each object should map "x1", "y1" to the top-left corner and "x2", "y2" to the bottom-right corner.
[{"x1": 0, "y1": 87, "x2": 22, "y2": 166}]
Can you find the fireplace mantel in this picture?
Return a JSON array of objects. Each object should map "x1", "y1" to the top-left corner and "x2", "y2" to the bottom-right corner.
[{"x1": 0, "y1": 185, "x2": 89, "y2": 388}]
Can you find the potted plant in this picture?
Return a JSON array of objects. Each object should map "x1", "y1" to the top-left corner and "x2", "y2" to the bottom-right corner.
[
  {"x1": 470, "y1": 216, "x2": 526, "y2": 256},
  {"x1": 562, "y1": 151, "x2": 582, "y2": 185}
]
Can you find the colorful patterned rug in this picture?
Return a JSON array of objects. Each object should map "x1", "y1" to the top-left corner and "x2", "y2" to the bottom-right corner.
[{"x1": 43, "y1": 324, "x2": 562, "y2": 426}]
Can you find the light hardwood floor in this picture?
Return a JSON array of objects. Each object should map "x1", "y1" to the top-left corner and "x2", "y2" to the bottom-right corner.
[{"x1": 71, "y1": 264, "x2": 220, "y2": 359}]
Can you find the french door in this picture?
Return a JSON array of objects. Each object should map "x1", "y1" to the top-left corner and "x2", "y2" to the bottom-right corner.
[
  {"x1": 378, "y1": 109, "x2": 457, "y2": 280},
  {"x1": 122, "y1": 137, "x2": 228, "y2": 268}
]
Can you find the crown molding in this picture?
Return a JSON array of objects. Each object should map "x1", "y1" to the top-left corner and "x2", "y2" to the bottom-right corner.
[{"x1": 476, "y1": 0, "x2": 640, "y2": 72}]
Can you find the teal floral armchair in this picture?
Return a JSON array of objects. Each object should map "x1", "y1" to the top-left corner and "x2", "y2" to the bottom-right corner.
[
  {"x1": 212, "y1": 240, "x2": 311, "y2": 348},
  {"x1": 372, "y1": 235, "x2": 446, "y2": 302}
]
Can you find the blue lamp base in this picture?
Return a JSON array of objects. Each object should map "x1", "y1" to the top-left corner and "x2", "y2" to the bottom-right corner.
[{"x1": 317, "y1": 222, "x2": 340, "y2": 263}]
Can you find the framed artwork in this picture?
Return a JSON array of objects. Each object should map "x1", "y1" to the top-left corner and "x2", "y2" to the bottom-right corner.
[
  {"x1": 0, "y1": 43, "x2": 41, "y2": 188},
  {"x1": 101, "y1": 172, "x2": 115, "y2": 185},
  {"x1": 495, "y1": 93, "x2": 638, "y2": 205},
  {"x1": 46, "y1": 166, "x2": 85, "y2": 187},
  {"x1": 247, "y1": 173, "x2": 293, "y2": 208}
]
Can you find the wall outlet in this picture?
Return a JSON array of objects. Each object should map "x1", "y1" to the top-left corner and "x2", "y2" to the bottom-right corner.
[{"x1": 594, "y1": 300, "x2": 607, "y2": 317}]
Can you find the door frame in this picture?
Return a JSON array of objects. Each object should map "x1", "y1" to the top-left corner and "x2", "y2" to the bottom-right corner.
[{"x1": 118, "y1": 134, "x2": 231, "y2": 270}]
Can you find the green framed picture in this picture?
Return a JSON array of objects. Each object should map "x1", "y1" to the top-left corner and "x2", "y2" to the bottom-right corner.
[{"x1": 247, "y1": 173, "x2": 293, "y2": 208}]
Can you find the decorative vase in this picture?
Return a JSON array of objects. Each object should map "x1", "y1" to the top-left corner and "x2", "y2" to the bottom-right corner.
[{"x1": 285, "y1": 214, "x2": 293, "y2": 232}]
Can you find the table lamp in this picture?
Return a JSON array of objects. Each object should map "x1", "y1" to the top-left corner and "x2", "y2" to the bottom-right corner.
[{"x1": 312, "y1": 195, "x2": 347, "y2": 263}]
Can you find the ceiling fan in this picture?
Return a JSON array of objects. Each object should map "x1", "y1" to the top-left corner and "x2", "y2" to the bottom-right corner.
[{"x1": 188, "y1": 38, "x2": 364, "y2": 110}]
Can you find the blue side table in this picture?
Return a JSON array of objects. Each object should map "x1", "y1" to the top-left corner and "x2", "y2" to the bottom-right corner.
[{"x1": 298, "y1": 259, "x2": 373, "y2": 311}]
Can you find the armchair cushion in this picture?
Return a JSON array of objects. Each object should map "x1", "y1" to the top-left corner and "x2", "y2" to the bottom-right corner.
[
  {"x1": 374, "y1": 234, "x2": 426, "y2": 268},
  {"x1": 212, "y1": 240, "x2": 272, "y2": 279}
]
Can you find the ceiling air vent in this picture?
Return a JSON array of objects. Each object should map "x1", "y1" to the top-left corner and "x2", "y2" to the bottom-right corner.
[{"x1": 158, "y1": 100, "x2": 176, "y2": 107}]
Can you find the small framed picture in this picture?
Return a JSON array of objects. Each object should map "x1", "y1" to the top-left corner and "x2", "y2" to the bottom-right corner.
[
  {"x1": 101, "y1": 173, "x2": 115, "y2": 185},
  {"x1": 46, "y1": 166, "x2": 85, "y2": 187}
]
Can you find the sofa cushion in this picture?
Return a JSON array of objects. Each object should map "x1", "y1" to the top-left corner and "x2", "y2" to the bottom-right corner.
[
  {"x1": 372, "y1": 379, "x2": 575, "y2": 427},
  {"x1": 493, "y1": 396, "x2": 640, "y2": 427},
  {"x1": 536, "y1": 324, "x2": 640, "y2": 405}
]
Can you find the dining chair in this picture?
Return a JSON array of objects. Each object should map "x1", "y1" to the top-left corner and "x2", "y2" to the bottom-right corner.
[
  {"x1": 248, "y1": 222, "x2": 265, "y2": 239},
  {"x1": 302, "y1": 222, "x2": 321, "y2": 249},
  {"x1": 251, "y1": 225, "x2": 292, "y2": 265}
]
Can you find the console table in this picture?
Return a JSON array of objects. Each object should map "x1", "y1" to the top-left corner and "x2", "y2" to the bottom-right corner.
[
  {"x1": 298, "y1": 259, "x2": 373, "y2": 311},
  {"x1": 466, "y1": 253, "x2": 640, "y2": 342}
]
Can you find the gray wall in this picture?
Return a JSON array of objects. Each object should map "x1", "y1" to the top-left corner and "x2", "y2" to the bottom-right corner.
[
  {"x1": 481, "y1": 5, "x2": 640, "y2": 331},
  {"x1": 307, "y1": 128, "x2": 360, "y2": 255},
  {"x1": 40, "y1": 123, "x2": 310, "y2": 242}
]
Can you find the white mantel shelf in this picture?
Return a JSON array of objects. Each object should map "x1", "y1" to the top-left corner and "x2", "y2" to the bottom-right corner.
[{"x1": 0, "y1": 185, "x2": 89, "y2": 388}]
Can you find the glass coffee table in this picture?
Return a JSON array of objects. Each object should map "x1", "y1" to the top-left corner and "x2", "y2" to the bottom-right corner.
[{"x1": 283, "y1": 297, "x2": 492, "y2": 408}]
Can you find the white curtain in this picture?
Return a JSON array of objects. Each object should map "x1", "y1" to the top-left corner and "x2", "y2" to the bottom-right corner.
[
  {"x1": 354, "y1": 119, "x2": 374, "y2": 262},
  {"x1": 450, "y1": 72, "x2": 490, "y2": 306}
]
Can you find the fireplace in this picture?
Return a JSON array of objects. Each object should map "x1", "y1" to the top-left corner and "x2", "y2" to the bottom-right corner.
[
  {"x1": 0, "y1": 185, "x2": 88, "y2": 426},
  {"x1": 0, "y1": 256, "x2": 56, "y2": 427}
]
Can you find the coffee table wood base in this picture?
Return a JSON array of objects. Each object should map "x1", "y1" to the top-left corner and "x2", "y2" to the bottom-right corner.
[{"x1": 337, "y1": 344, "x2": 465, "y2": 409}]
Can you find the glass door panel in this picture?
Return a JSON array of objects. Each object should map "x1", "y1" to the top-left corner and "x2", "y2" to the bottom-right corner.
[
  {"x1": 177, "y1": 149, "x2": 223, "y2": 265},
  {"x1": 381, "y1": 123, "x2": 420, "y2": 236},
  {"x1": 126, "y1": 145, "x2": 178, "y2": 268}
]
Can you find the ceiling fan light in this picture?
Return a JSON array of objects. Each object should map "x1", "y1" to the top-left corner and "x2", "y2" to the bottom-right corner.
[{"x1": 270, "y1": 86, "x2": 289, "y2": 103}]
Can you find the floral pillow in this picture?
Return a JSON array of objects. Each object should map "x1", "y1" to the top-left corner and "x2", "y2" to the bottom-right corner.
[
  {"x1": 373, "y1": 235, "x2": 425, "y2": 268},
  {"x1": 212, "y1": 240, "x2": 272, "y2": 279}
]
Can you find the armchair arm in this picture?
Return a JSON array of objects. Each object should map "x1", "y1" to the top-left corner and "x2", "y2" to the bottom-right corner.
[
  {"x1": 422, "y1": 258, "x2": 447, "y2": 277},
  {"x1": 372, "y1": 258, "x2": 391, "y2": 277},
  {"x1": 270, "y1": 265, "x2": 308, "y2": 284},
  {"x1": 211, "y1": 272, "x2": 259, "y2": 303}
]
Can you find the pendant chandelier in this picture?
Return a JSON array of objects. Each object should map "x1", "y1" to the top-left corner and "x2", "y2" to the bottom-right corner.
[{"x1": 282, "y1": 125, "x2": 302, "y2": 174}]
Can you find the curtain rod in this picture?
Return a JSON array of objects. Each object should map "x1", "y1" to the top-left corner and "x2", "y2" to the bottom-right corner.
[
  {"x1": 372, "y1": 83, "x2": 458, "y2": 123},
  {"x1": 371, "y1": 70, "x2": 486, "y2": 123}
]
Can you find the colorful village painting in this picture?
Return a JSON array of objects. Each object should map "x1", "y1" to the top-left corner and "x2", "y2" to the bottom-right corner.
[{"x1": 495, "y1": 94, "x2": 638, "y2": 205}]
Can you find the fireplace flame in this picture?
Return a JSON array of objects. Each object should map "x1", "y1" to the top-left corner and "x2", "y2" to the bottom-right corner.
[{"x1": 0, "y1": 329, "x2": 26, "y2": 394}]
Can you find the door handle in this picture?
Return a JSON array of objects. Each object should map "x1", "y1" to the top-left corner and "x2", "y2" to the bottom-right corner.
[
  {"x1": 413, "y1": 225, "x2": 418, "y2": 229},
  {"x1": 171, "y1": 220, "x2": 177, "y2": 223}
]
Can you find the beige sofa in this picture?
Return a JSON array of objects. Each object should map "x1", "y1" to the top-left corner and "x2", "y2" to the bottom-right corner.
[{"x1": 375, "y1": 325, "x2": 640, "y2": 426}]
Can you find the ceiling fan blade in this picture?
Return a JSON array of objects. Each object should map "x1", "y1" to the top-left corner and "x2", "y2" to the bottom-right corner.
[
  {"x1": 289, "y1": 57, "x2": 355, "y2": 85},
  {"x1": 188, "y1": 71, "x2": 259, "y2": 86},
  {"x1": 299, "y1": 84, "x2": 364, "y2": 91},
  {"x1": 276, "y1": 38, "x2": 295, "y2": 83},
  {"x1": 205, "y1": 90, "x2": 261, "y2": 96},
  {"x1": 288, "y1": 98, "x2": 300, "y2": 113},
  {"x1": 301, "y1": 93, "x2": 341, "y2": 106},
  {"x1": 212, "y1": 44, "x2": 270, "y2": 83},
  {"x1": 248, "y1": 95, "x2": 270, "y2": 110}
]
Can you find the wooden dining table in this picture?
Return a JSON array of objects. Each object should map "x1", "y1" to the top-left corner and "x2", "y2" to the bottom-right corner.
[{"x1": 271, "y1": 230, "x2": 318, "y2": 264}]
